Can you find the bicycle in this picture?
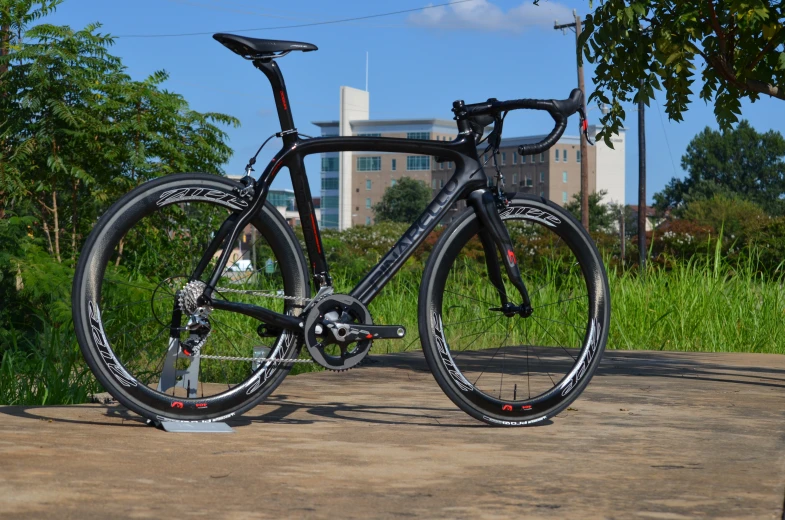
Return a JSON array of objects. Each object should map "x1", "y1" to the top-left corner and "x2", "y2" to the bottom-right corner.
[{"x1": 72, "y1": 33, "x2": 610, "y2": 427}]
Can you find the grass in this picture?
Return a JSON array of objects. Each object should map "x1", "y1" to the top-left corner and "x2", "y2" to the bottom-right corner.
[{"x1": 2, "y1": 240, "x2": 784, "y2": 406}]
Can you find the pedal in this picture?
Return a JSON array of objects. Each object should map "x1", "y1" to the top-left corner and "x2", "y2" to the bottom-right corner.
[{"x1": 326, "y1": 323, "x2": 406, "y2": 343}]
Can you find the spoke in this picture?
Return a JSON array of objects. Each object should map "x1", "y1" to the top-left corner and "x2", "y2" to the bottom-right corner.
[
  {"x1": 533, "y1": 293, "x2": 587, "y2": 310},
  {"x1": 443, "y1": 289, "x2": 497, "y2": 307},
  {"x1": 531, "y1": 314, "x2": 584, "y2": 340},
  {"x1": 516, "y1": 319, "x2": 556, "y2": 387},
  {"x1": 103, "y1": 277, "x2": 157, "y2": 293},
  {"x1": 102, "y1": 295, "x2": 171, "y2": 313},
  {"x1": 456, "y1": 316, "x2": 504, "y2": 352},
  {"x1": 530, "y1": 316, "x2": 577, "y2": 362},
  {"x1": 471, "y1": 319, "x2": 512, "y2": 389},
  {"x1": 444, "y1": 315, "x2": 497, "y2": 327}
]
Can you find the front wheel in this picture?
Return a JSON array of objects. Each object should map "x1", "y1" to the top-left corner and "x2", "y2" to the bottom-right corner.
[{"x1": 418, "y1": 195, "x2": 610, "y2": 426}]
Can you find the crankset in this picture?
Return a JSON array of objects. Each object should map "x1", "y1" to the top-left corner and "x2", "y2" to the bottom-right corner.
[{"x1": 303, "y1": 294, "x2": 406, "y2": 371}]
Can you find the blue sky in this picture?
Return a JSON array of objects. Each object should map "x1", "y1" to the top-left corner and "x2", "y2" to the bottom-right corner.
[{"x1": 46, "y1": 0, "x2": 783, "y2": 204}]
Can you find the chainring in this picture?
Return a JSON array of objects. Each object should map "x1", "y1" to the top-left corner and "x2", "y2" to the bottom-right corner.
[{"x1": 304, "y1": 294, "x2": 373, "y2": 371}]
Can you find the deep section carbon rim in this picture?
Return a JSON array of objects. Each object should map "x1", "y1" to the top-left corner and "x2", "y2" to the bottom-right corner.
[{"x1": 423, "y1": 199, "x2": 607, "y2": 425}]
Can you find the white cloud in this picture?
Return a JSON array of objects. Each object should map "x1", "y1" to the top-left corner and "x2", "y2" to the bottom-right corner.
[{"x1": 408, "y1": 0, "x2": 573, "y2": 33}]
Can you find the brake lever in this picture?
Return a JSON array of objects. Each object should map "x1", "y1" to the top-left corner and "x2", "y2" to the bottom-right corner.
[{"x1": 578, "y1": 109, "x2": 594, "y2": 146}]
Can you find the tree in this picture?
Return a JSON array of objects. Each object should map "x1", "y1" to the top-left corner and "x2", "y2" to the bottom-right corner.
[
  {"x1": 372, "y1": 177, "x2": 432, "y2": 223},
  {"x1": 0, "y1": 0, "x2": 238, "y2": 263},
  {"x1": 564, "y1": 189, "x2": 615, "y2": 232},
  {"x1": 580, "y1": 1, "x2": 785, "y2": 145},
  {"x1": 652, "y1": 121, "x2": 785, "y2": 214}
]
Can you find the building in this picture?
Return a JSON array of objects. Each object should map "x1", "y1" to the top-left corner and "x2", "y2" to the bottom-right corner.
[{"x1": 314, "y1": 86, "x2": 625, "y2": 229}]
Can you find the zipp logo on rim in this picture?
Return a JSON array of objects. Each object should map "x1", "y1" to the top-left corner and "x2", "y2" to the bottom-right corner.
[
  {"x1": 432, "y1": 312, "x2": 473, "y2": 392},
  {"x1": 88, "y1": 301, "x2": 138, "y2": 387},
  {"x1": 157, "y1": 187, "x2": 248, "y2": 210},
  {"x1": 499, "y1": 206, "x2": 561, "y2": 227},
  {"x1": 560, "y1": 319, "x2": 602, "y2": 397}
]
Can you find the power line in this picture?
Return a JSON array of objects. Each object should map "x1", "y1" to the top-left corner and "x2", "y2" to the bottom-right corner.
[
  {"x1": 653, "y1": 97, "x2": 679, "y2": 178},
  {"x1": 116, "y1": 0, "x2": 476, "y2": 38}
]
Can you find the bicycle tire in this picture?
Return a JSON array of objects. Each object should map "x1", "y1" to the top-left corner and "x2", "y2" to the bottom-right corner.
[
  {"x1": 72, "y1": 173, "x2": 309, "y2": 423},
  {"x1": 418, "y1": 195, "x2": 610, "y2": 426}
]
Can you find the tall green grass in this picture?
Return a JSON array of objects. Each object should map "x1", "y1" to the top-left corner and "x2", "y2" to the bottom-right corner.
[{"x1": 3, "y1": 241, "x2": 784, "y2": 406}]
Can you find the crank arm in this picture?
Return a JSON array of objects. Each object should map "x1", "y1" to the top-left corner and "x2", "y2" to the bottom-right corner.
[{"x1": 326, "y1": 323, "x2": 406, "y2": 343}]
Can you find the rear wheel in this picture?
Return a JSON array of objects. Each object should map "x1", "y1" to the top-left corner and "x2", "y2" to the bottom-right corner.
[
  {"x1": 72, "y1": 173, "x2": 310, "y2": 422},
  {"x1": 418, "y1": 196, "x2": 610, "y2": 426}
]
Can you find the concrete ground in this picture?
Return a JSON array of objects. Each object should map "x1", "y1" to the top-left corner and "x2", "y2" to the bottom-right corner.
[{"x1": 1, "y1": 350, "x2": 785, "y2": 519}]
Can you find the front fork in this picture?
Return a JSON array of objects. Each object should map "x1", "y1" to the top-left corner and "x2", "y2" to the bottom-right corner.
[{"x1": 467, "y1": 189, "x2": 532, "y2": 316}]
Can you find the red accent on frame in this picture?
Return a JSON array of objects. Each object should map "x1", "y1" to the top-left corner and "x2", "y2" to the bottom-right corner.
[
  {"x1": 280, "y1": 90, "x2": 287, "y2": 110},
  {"x1": 310, "y1": 213, "x2": 322, "y2": 254},
  {"x1": 582, "y1": 119, "x2": 588, "y2": 132},
  {"x1": 365, "y1": 334, "x2": 373, "y2": 339},
  {"x1": 507, "y1": 249, "x2": 517, "y2": 265}
]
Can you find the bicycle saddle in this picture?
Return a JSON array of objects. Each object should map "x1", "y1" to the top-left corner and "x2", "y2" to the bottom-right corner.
[{"x1": 213, "y1": 33, "x2": 318, "y2": 58}]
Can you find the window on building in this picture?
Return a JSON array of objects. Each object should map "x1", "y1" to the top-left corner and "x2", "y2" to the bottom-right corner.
[
  {"x1": 391, "y1": 179, "x2": 397, "y2": 187},
  {"x1": 321, "y1": 177, "x2": 339, "y2": 190},
  {"x1": 554, "y1": 151, "x2": 559, "y2": 162},
  {"x1": 322, "y1": 195, "x2": 339, "y2": 208},
  {"x1": 357, "y1": 132, "x2": 381, "y2": 137},
  {"x1": 439, "y1": 179, "x2": 444, "y2": 189},
  {"x1": 448, "y1": 161, "x2": 453, "y2": 169},
  {"x1": 540, "y1": 191, "x2": 545, "y2": 197},
  {"x1": 439, "y1": 161, "x2": 443, "y2": 170},
  {"x1": 357, "y1": 156, "x2": 381, "y2": 171},
  {"x1": 526, "y1": 177, "x2": 533, "y2": 187},
  {"x1": 432, "y1": 179, "x2": 437, "y2": 189},
  {"x1": 540, "y1": 153, "x2": 545, "y2": 162},
  {"x1": 321, "y1": 157, "x2": 339, "y2": 172},
  {"x1": 522, "y1": 154, "x2": 526, "y2": 164},
  {"x1": 321, "y1": 213, "x2": 339, "y2": 228},
  {"x1": 512, "y1": 173, "x2": 518, "y2": 184},
  {"x1": 366, "y1": 216, "x2": 372, "y2": 225},
  {"x1": 540, "y1": 172, "x2": 545, "y2": 182},
  {"x1": 366, "y1": 198, "x2": 372, "y2": 209},
  {"x1": 512, "y1": 152, "x2": 517, "y2": 165},
  {"x1": 501, "y1": 152, "x2": 506, "y2": 165},
  {"x1": 562, "y1": 191, "x2": 568, "y2": 203},
  {"x1": 407, "y1": 132, "x2": 430, "y2": 140},
  {"x1": 562, "y1": 171, "x2": 568, "y2": 183},
  {"x1": 366, "y1": 179, "x2": 372, "y2": 190},
  {"x1": 406, "y1": 156, "x2": 430, "y2": 171},
  {"x1": 577, "y1": 150, "x2": 581, "y2": 162},
  {"x1": 563, "y1": 149, "x2": 568, "y2": 161}
]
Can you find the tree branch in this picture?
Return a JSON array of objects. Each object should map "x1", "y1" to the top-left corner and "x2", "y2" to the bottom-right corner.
[{"x1": 747, "y1": 27, "x2": 785, "y2": 71}]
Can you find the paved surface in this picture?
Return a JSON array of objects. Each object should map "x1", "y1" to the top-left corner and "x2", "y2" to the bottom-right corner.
[{"x1": 1, "y1": 350, "x2": 785, "y2": 519}]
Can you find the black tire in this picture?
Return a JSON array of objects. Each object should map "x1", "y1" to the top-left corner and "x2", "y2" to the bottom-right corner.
[
  {"x1": 72, "y1": 173, "x2": 310, "y2": 423},
  {"x1": 418, "y1": 195, "x2": 610, "y2": 426}
]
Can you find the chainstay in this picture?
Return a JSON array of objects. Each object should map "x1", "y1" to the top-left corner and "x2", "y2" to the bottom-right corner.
[
  {"x1": 193, "y1": 354, "x2": 313, "y2": 363},
  {"x1": 214, "y1": 287, "x2": 312, "y2": 303}
]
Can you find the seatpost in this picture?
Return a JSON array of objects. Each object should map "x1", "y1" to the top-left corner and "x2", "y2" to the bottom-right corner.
[{"x1": 253, "y1": 59, "x2": 297, "y2": 143}]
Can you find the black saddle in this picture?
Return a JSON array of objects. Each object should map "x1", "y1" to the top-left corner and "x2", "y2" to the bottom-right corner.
[{"x1": 213, "y1": 33, "x2": 317, "y2": 59}]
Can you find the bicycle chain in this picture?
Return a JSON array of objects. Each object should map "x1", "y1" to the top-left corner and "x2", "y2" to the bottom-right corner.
[
  {"x1": 192, "y1": 354, "x2": 313, "y2": 363},
  {"x1": 214, "y1": 286, "x2": 312, "y2": 304}
]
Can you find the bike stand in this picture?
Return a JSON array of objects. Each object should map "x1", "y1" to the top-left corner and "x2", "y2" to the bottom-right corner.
[
  {"x1": 157, "y1": 421, "x2": 234, "y2": 433},
  {"x1": 154, "y1": 338, "x2": 235, "y2": 433}
]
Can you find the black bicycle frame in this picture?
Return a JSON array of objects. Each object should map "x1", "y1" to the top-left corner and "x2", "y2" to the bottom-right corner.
[{"x1": 202, "y1": 58, "x2": 526, "y2": 330}]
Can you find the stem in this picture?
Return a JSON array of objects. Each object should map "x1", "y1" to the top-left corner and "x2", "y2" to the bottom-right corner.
[
  {"x1": 52, "y1": 190, "x2": 61, "y2": 263},
  {"x1": 71, "y1": 179, "x2": 79, "y2": 260},
  {"x1": 38, "y1": 198, "x2": 54, "y2": 256}
]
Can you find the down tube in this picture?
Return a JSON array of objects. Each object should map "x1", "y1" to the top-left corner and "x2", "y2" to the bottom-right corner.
[{"x1": 350, "y1": 173, "x2": 486, "y2": 306}]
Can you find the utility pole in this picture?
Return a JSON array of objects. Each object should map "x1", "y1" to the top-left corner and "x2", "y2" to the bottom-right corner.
[
  {"x1": 619, "y1": 206, "x2": 626, "y2": 263},
  {"x1": 638, "y1": 79, "x2": 647, "y2": 273},
  {"x1": 554, "y1": 11, "x2": 590, "y2": 231}
]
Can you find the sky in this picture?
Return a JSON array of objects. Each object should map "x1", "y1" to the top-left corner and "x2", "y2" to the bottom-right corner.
[{"x1": 44, "y1": 0, "x2": 784, "y2": 204}]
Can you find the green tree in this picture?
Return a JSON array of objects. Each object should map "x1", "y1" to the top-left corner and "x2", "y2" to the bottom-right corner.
[
  {"x1": 372, "y1": 177, "x2": 432, "y2": 223},
  {"x1": 652, "y1": 121, "x2": 785, "y2": 214},
  {"x1": 681, "y1": 195, "x2": 768, "y2": 237},
  {"x1": 0, "y1": 0, "x2": 238, "y2": 263},
  {"x1": 580, "y1": 1, "x2": 785, "y2": 145},
  {"x1": 564, "y1": 189, "x2": 615, "y2": 232}
]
